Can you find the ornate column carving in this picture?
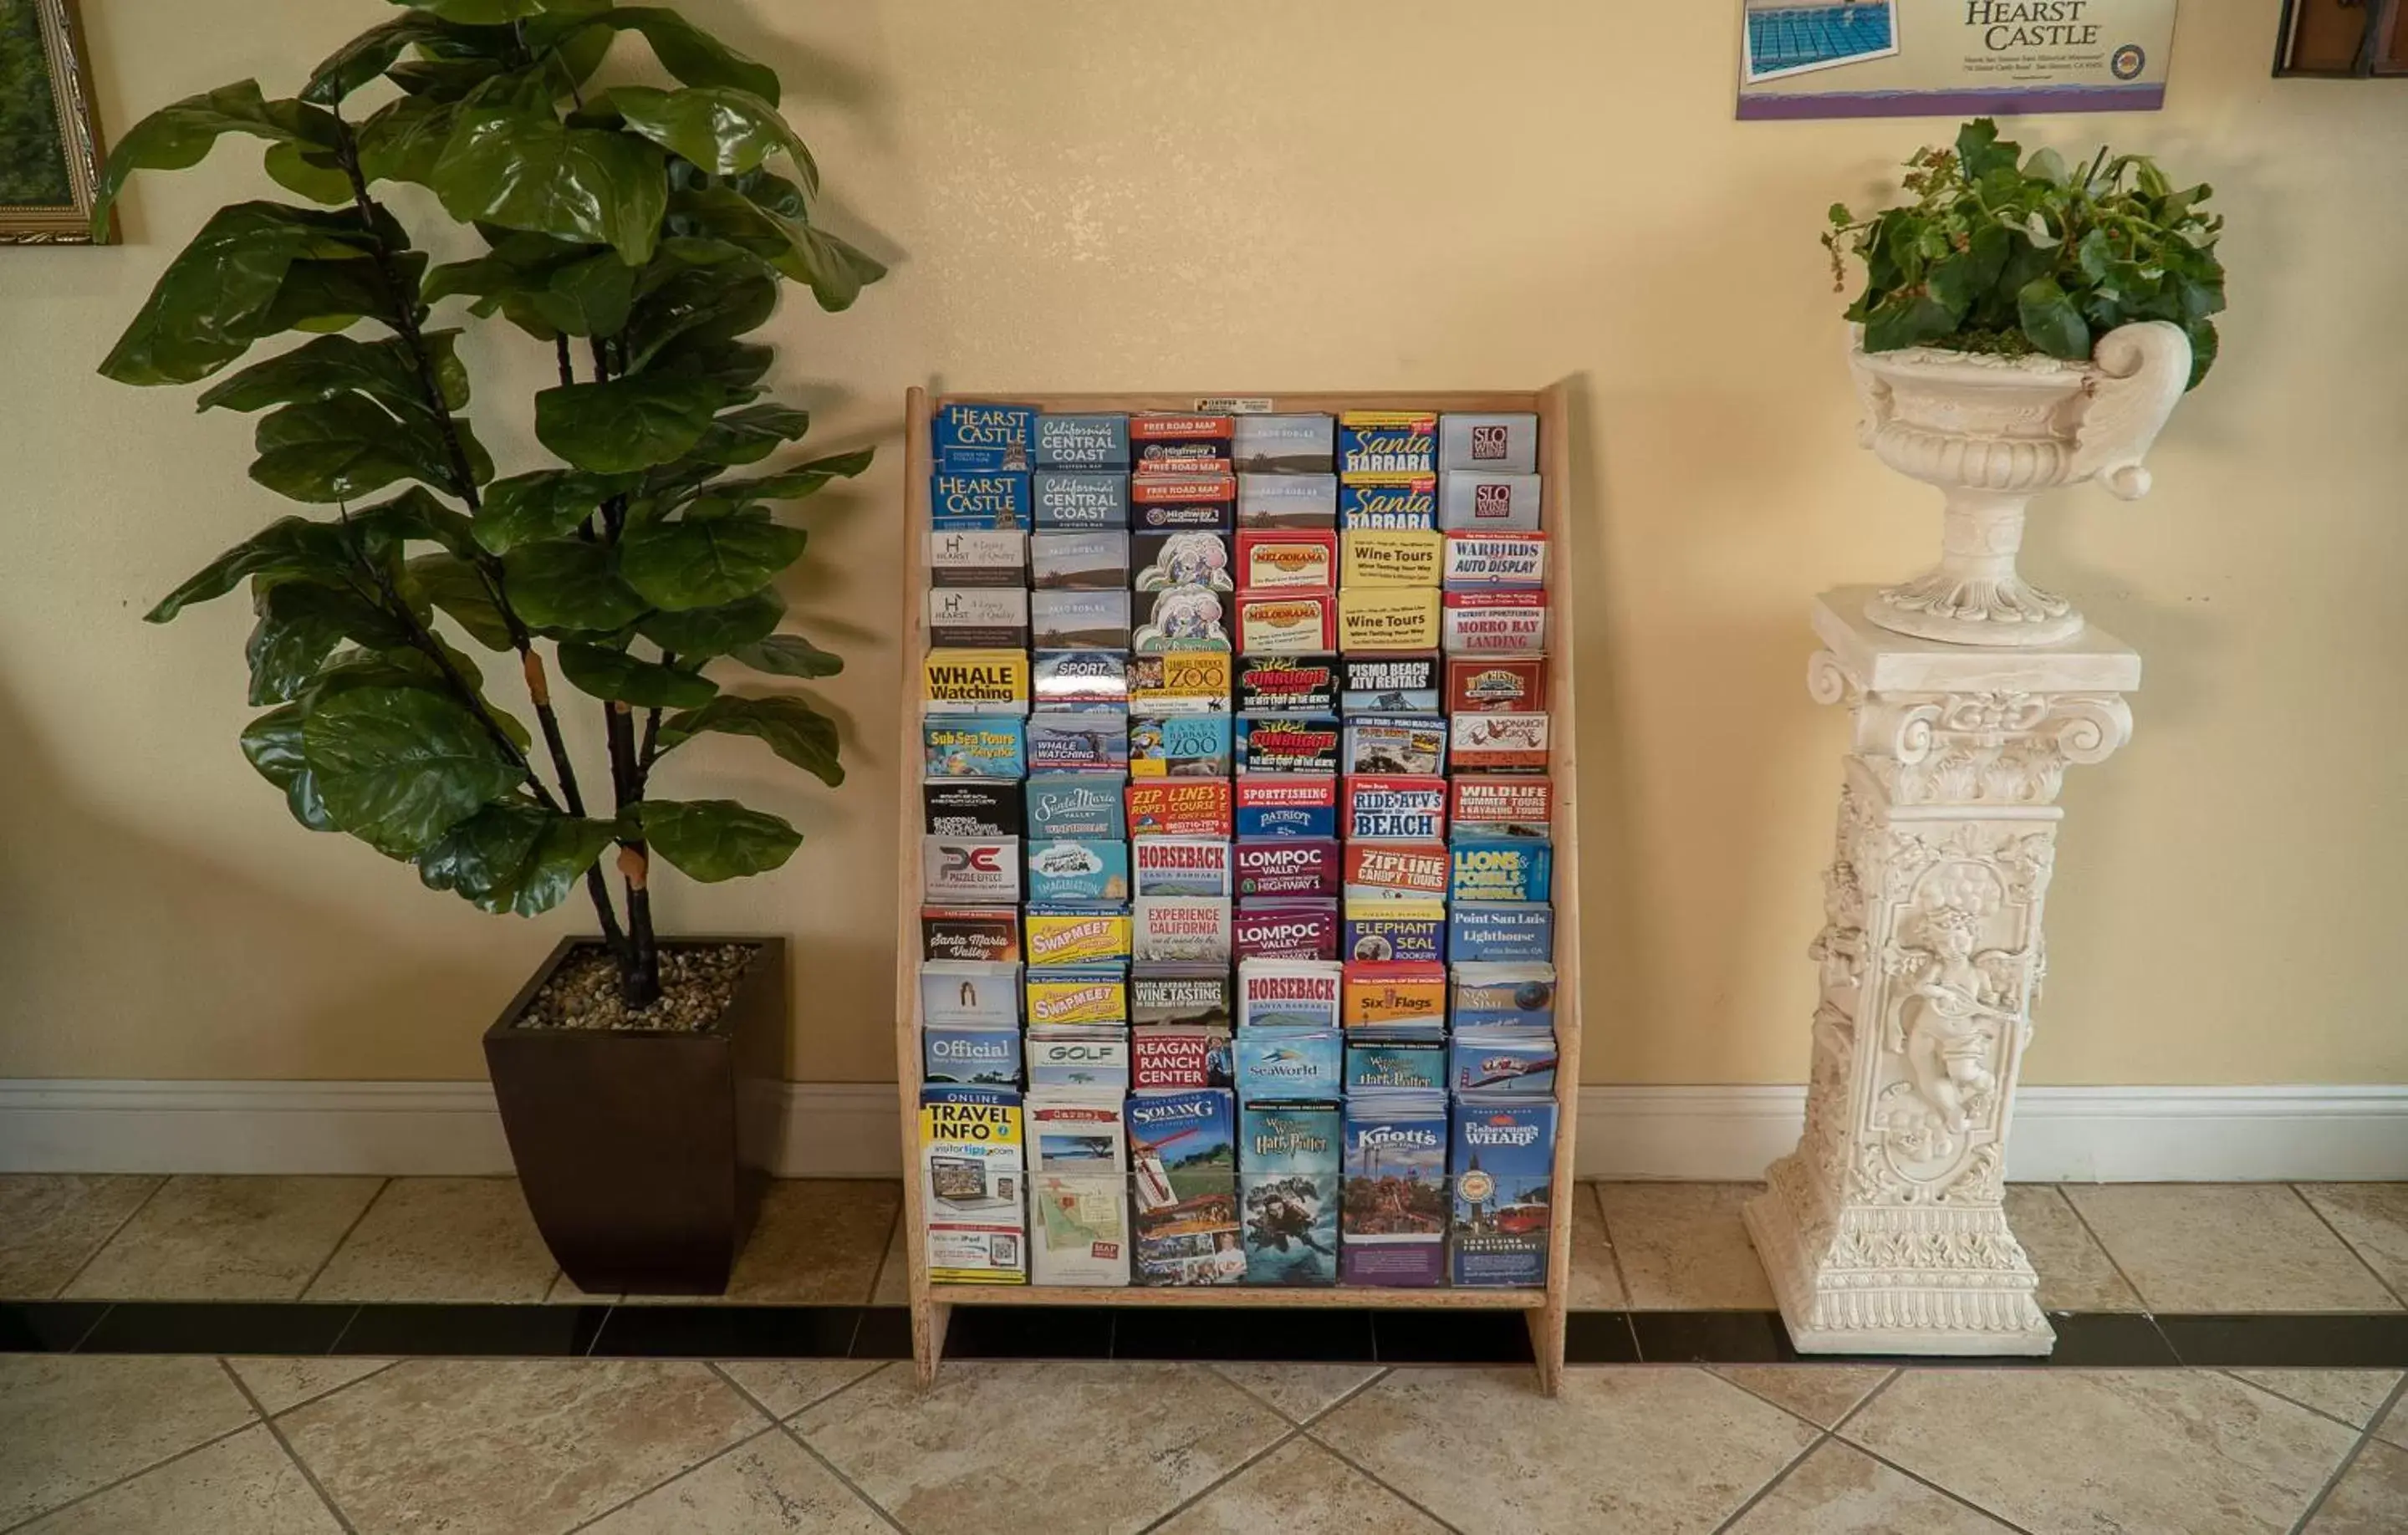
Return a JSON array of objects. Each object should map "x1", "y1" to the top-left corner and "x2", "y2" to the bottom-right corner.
[{"x1": 1744, "y1": 589, "x2": 2139, "y2": 1354}]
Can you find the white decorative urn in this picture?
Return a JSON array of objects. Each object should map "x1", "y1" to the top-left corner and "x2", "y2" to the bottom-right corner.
[{"x1": 1850, "y1": 319, "x2": 2191, "y2": 647}]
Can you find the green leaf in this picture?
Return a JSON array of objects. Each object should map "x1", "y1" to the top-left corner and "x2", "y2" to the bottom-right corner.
[
  {"x1": 196, "y1": 330, "x2": 467, "y2": 416},
  {"x1": 2016, "y1": 276, "x2": 2092, "y2": 361},
  {"x1": 305, "y1": 13, "x2": 452, "y2": 105},
  {"x1": 240, "y1": 705, "x2": 339, "y2": 830},
  {"x1": 622, "y1": 258, "x2": 778, "y2": 369},
  {"x1": 637, "y1": 798, "x2": 800, "y2": 882},
  {"x1": 689, "y1": 404, "x2": 808, "y2": 467},
  {"x1": 405, "y1": 553, "x2": 515, "y2": 650},
  {"x1": 529, "y1": 252, "x2": 637, "y2": 336},
  {"x1": 344, "y1": 95, "x2": 451, "y2": 190},
  {"x1": 302, "y1": 685, "x2": 522, "y2": 854},
  {"x1": 256, "y1": 251, "x2": 426, "y2": 337},
  {"x1": 417, "y1": 799, "x2": 617, "y2": 915},
  {"x1": 620, "y1": 516, "x2": 804, "y2": 610},
  {"x1": 556, "y1": 640, "x2": 719, "y2": 707},
  {"x1": 389, "y1": 0, "x2": 547, "y2": 21},
  {"x1": 250, "y1": 395, "x2": 452, "y2": 502},
  {"x1": 610, "y1": 85, "x2": 814, "y2": 183},
  {"x1": 249, "y1": 574, "x2": 414, "y2": 655},
  {"x1": 472, "y1": 469, "x2": 633, "y2": 553},
  {"x1": 244, "y1": 584, "x2": 351, "y2": 705},
  {"x1": 780, "y1": 223, "x2": 883, "y2": 313},
  {"x1": 1860, "y1": 293, "x2": 1955, "y2": 354},
  {"x1": 147, "y1": 516, "x2": 362, "y2": 621},
  {"x1": 2022, "y1": 146, "x2": 2069, "y2": 187},
  {"x1": 636, "y1": 589, "x2": 783, "y2": 655},
  {"x1": 646, "y1": 334, "x2": 773, "y2": 391},
  {"x1": 1955, "y1": 118, "x2": 2017, "y2": 181},
  {"x1": 89, "y1": 82, "x2": 339, "y2": 237},
  {"x1": 350, "y1": 485, "x2": 482, "y2": 558},
  {"x1": 534, "y1": 375, "x2": 730, "y2": 473},
  {"x1": 99, "y1": 203, "x2": 379, "y2": 385},
  {"x1": 658, "y1": 693, "x2": 841, "y2": 786},
  {"x1": 500, "y1": 538, "x2": 648, "y2": 630},
  {"x1": 263, "y1": 141, "x2": 356, "y2": 206},
  {"x1": 432, "y1": 110, "x2": 669, "y2": 266},
  {"x1": 599, "y1": 8, "x2": 782, "y2": 103},
  {"x1": 728, "y1": 633, "x2": 840, "y2": 679},
  {"x1": 711, "y1": 448, "x2": 871, "y2": 502}
]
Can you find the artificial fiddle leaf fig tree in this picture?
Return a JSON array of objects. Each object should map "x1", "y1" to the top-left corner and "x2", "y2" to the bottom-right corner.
[{"x1": 101, "y1": 0, "x2": 885, "y2": 1009}]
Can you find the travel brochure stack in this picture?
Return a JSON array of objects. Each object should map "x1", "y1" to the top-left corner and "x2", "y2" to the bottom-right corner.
[{"x1": 916, "y1": 400, "x2": 1558, "y2": 1288}]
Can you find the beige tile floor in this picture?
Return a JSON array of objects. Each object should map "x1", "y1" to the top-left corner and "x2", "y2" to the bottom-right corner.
[
  {"x1": 7, "y1": 1174, "x2": 2404, "y2": 1312},
  {"x1": 3, "y1": 1354, "x2": 2400, "y2": 1532},
  {"x1": 5, "y1": 1178, "x2": 2408, "y2": 1531}
]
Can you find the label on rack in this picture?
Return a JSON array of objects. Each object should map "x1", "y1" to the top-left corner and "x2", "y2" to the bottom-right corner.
[
  {"x1": 1233, "y1": 838, "x2": 1339, "y2": 898},
  {"x1": 1234, "y1": 774, "x2": 1338, "y2": 839},
  {"x1": 928, "y1": 586, "x2": 1028, "y2": 650},
  {"x1": 1446, "y1": 655, "x2": 1547, "y2": 714},
  {"x1": 925, "y1": 780, "x2": 1021, "y2": 839},
  {"x1": 1441, "y1": 531, "x2": 1547, "y2": 587},
  {"x1": 1439, "y1": 472, "x2": 1542, "y2": 533},
  {"x1": 1438, "y1": 411, "x2": 1538, "y2": 473},
  {"x1": 1025, "y1": 910, "x2": 1132, "y2": 966},
  {"x1": 1035, "y1": 413, "x2": 1131, "y2": 470},
  {"x1": 1345, "y1": 774, "x2": 1449, "y2": 843},
  {"x1": 1339, "y1": 473, "x2": 1436, "y2": 529},
  {"x1": 1450, "y1": 775, "x2": 1553, "y2": 839},
  {"x1": 1449, "y1": 711, "x2": 1550, "y2": 773},
  {"x1": 1237, "y1": 654, "x2": 1337, "y2": 715},
  {"x1": 928, "y1": 528, "x2": 1027, "y2": 588},
  {"x1": 1342, "y1": 842, "x2": 1451, "y2": 903},
  {"x1": 1237, "y1": 715, "x2": 1341, "y2": 775},
  {"x1": 1237, "y1": 590, "x2": 1338, "y2": 653},
  {"x1": 1126, "y1": 779, "x2": 1233, "y2": 839},
  {"x1": 1441, "y1": 589, "x2": 1548, "y2": 654},
  {"x1": 923, "y1": 836, "x2": 1019, "y2": 902},
  {"x1": 931, "y1": 471, "x2": 1031, "y2": 527},
  {"x1": 1339, "y1": 411, "x2": 1436, "y2": 476},
  {"x1": 1033, "y1": 471, "x2": 1129, "y2": 528},
  {"x1": 1129, "y1": 650, "x2": 1232, "y2": 712},
  {"x1": 923, "y1": 649, "x2": 1030, "y2": 713},
  {"x1": 1341, "y1": 529, "x2": 1442, "y2": 588},
  {"x1": 1236, "y1": 529, "x2": 1338, "y2": 590}
]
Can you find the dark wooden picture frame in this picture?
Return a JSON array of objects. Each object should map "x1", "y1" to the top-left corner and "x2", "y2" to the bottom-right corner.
[
  {"x1": 2, "y1": 0, "x2": 111, "y2": 244},
  {"x1": 2275, "y1": 0, "x2": 2408, "y2": 77}
]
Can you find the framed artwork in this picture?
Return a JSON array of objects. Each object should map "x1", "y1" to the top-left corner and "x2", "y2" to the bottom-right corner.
[{"x1": 2, "y1": 0, "x2": 110, "y2": 244}]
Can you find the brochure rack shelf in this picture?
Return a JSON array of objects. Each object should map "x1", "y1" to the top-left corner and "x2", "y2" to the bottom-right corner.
[{"x1": 892, "y1": 386, "x2": 1584, "y2": 1392}]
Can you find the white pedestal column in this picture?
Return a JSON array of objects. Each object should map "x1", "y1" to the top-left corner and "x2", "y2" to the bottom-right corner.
[{"x1": 1743, "y1": 587, "x2": 2140, "y2": 1355}]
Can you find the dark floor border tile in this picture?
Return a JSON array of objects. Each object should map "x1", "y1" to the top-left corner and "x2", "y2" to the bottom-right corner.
[
  {"x1": 1375, "y1": 1308, "x2": 1535, "y2": 1364},
  {"x1": 945, "y1": 1304, "x2": 1113, "y2": 1360},
  {"x1": 1115, "y1": 1307, "x2": 1376, "y2": 1363},
  {"x1": 2155, "y1": 1312, "x2": 2408, "y2": 1368},
  {"x1": 593, "y1": 1305, "x2": 857, "y2": 1359},
  {"x1": 334, "y1": 1303, "x2": 610, "y2": 1358},
  {"x1": 0, "y1": 1301, "x2": 111, "y2": 1353},
  {"x1": 1564, "y1": 1310, "x2": 1640, "y2": 1364},
  {"x1": 849, "y1": 1304, "x2": 913, "y2": 1360},
  {"x1": 81, "y1": 1303, "x2": 355, "y2": 1357},
  {"x1": 14, "y1": 1300, "x2": 2408, "y2": 1369}
]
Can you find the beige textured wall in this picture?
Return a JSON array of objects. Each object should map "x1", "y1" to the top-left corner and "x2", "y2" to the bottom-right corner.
[{"x1": 2, "y1": 1, "x2": 2401, "y2": 1088}]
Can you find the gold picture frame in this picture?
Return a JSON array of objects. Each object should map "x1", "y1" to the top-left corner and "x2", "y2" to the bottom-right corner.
[{"x1": 3, "y1": 0, "x2": 111, "y2": 244}]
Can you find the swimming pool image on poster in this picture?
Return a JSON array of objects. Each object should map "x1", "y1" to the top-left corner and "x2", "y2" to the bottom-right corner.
[{"x1": 1744, "y1": 0, "x2": 1900, "y2": 82}]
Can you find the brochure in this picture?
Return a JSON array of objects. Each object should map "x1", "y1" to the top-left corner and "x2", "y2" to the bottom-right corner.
[
  {"x1": 1340, "y1": 1098, "x2": 1449, "y2": 1287},
  {"x1": 1239, "y1": 1100, "x2": 1341, "y2": 1286},
  {"x1": 1450, "y1": 1098, "x2": 1557, "y2": 1288},
  {"x1": 920, "y1": 1084, "x2": 1027, "y2": 1284}
]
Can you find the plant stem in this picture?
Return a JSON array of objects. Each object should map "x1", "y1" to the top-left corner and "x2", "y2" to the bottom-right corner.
[
  {"x1": 326, "y1": 110, "x2": 628, "y2": 962},
  {"x1": 605, "y1": 701, "x2": 661, "y2": 1007}
]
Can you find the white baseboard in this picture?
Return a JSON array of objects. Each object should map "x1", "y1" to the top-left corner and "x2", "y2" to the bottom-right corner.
[{"x1": 1, "y1": 1079, "x2": 2401, "y2": 1182}]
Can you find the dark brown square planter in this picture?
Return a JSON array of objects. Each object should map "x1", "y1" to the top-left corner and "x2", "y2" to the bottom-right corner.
[{"x1": 483, "y1": 936, "x2": 788, "y2": 1296}]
